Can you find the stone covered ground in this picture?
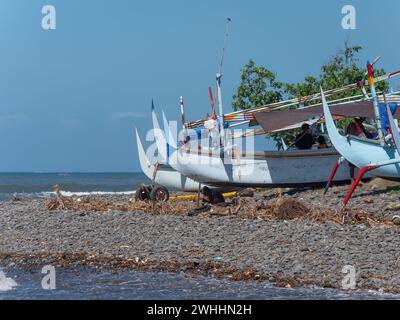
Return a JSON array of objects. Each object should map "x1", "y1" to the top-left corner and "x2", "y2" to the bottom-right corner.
[{"x1": 1, "y1": 178, "x2": 400, "y2": 294}]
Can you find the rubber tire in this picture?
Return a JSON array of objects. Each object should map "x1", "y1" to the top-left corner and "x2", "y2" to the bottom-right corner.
[
  {"x1": 150, "y1": 185, "x2": 170, "y2": 202},
  {"x1": 135, "y1": 186, "x2": 150, "y2": 201}
]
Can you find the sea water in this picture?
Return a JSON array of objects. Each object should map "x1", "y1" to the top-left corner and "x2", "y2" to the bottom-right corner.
[
  {"x1": 0, "y1": 172, "x2": 148, "y2": 201},
  {"x1": 0, "y1": 267, "x2": 399, "y2": 300}
]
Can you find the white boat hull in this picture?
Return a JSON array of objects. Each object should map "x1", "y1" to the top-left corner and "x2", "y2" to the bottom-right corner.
[
  {"x1": 166, "y1": 148, "x2": 353, "y2": 187},
  {"x1": 152, "y1": 110, "x2": 353, "y2": 187},
  {"x1": 135, "y1": 129, "x2": 205, "y2": 192}
]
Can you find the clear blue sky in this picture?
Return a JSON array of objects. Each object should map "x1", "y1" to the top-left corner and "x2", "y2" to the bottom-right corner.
[{"x1": 1, "y1": 0, "x2": 399, "y2": 172}]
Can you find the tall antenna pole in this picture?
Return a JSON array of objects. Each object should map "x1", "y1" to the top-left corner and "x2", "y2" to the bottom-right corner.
[
  {"x1": 218, "y1": 17, "x2": 231, "y2": 76},
  {"x1": 216, "y1": 17, "x2": 231, "y2": 147}
]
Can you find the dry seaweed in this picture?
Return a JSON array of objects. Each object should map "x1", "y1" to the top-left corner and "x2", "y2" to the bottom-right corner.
[
  {"x1": 45, "y1": 193, "x2": 393, "y2": 227},
  {"x1": 45, "y1": 196, "x2": 197, "y2": 215}
]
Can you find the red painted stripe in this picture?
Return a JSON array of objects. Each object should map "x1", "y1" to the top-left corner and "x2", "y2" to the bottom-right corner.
[
  {"x1": 389, "y1": 70, "x2": 400, "y2": 78},
  {"x1": 342, "y1": 165, "x2": 379, "y2": 210},
  {"x1": 324, "y1": 160, "x2": 340, "y2": 194},
  {"x1": 367, "y1": 63, "x2": 374, "y2": 79}
]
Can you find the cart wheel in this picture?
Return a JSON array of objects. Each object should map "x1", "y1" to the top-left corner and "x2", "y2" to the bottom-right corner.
[
  {"x1": 135, "y1": 186, "x2": 150, "y2": 201},
  {"x1": 150, "y1": 185, "x2": 170, "y2": 202}
]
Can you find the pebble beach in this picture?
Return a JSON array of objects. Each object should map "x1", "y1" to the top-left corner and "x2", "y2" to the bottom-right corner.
[{"x1": 1, "y1": 178, "x2": 400, "y2": 294}]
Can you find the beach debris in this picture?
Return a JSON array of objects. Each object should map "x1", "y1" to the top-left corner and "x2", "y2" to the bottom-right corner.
[
  {"x1": 364, "y1": 197, "x2": 374, "y2": 204},
  {"x1": 237, "y1": 188, "x2": 255, "y2": 198},
  {"x1": 43, "y1": 189, "x2": 397, "y2": 228},
  {"x1": 12, "y1": 193, "x2": 21, "y2": 202},
  {"x1": 187, "y1": 205, "x2": 211, "y2": 217},
  {"x1": 367, "y1": 177, "x2": 400, "y2": 189},
  {"x1": 392, "y1": 215, "x2": 400, "y2": 225},
  {"x1": 272, "y1": 197, "x2": 309, "y2": 220},
  {"x1": 386, "y1": 203, "x2": 400, "y2": 211},
  {"x1": 201, "y1": 187, "x2": 225, "y2": 204},
  {"x1": 52, "y1": 185, "x2": 68, "y2": 210}
]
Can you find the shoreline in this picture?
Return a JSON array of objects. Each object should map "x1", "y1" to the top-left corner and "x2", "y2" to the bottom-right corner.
[
  {"x1": 1, "y1": 180, "x2": 400, "y2": 294},
  {"x1": 0, "y1": 251, "x2": 397, "y2": 297}
]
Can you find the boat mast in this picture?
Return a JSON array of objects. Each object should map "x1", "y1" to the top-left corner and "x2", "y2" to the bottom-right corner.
[
  {"x1": 367, "y1": 61, "x2": 384, "y2": 141},
  {"x1": 216, "y1": 17, "x2": 231, "y2": 146}
]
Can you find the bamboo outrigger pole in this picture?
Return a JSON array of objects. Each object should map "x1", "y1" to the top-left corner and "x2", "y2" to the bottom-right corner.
[
  {"x1": 208, "y1": 86, "x2": 217, "y2": 119},
  {"x1": 180, "y1": 96, "x2": 189, "y2": 145},
  {"x1": 185, "y1": 69, "x2": 400, "y2": 130},
  {"x1": 367, "y1": 61, "x2": 384, "y2": 141},
  {"x1": 180, "y1": 96, "x2": 185, "y2": 129}
]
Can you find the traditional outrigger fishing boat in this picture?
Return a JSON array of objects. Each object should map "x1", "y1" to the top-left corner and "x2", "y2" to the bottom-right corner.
[
  {"x1": 322, "y1": 62, "x2": 400, "y2": 209},
  {"x1": 136, "y1": 19, "x2": 400, "y2": 198},
  {"x1": 150, "y1": 71, "x2": 400, "y2": 189},
  {"x1": 143, "y1": 54, "x2": 400, "y2": 192}
]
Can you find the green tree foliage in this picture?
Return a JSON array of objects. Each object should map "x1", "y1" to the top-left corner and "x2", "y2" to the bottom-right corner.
[
  {"x1": 285, "y1": 44, "x2": 387, "y2": 101},
  {"x1": 231, "y1": 43, "x2": 389, "y2": 150},
  {"x1": 232, "y1": 60, "x2": 284, "y2": 111}
]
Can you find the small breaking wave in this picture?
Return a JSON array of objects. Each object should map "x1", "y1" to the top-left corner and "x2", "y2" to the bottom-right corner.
[
  {"x1": 36, "y1": 190, "x2": 137, "y2": 198},
  {"x1": 0, "y1": 190, "x2": 137, "y2": 201},
  {"x1": 0, "y1": 172, "x2": 148, "y2": 201},
  {"x1": 59, "y1": 190, "x2": 136, "y2": 197}
]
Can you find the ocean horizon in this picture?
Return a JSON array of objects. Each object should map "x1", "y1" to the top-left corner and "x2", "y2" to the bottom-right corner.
[{"x1": 0, "y1": 172, "x2": 150, "y2": 201}]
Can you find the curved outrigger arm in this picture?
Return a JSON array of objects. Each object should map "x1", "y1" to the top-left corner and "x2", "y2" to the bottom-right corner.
[
  {"x1": 135, "y1": 128, "x2": 156, "y2": 179},
  {"x1": 346, "y1": 95, "x2": 400, "y2": 200},
  {"x1": 324, "y1": 156, "x2": 346, "y2": 194},
  {"x1": 340, "y1": 100, "x2": 400, "y2": 208},
  {"x1": 321, "y1": 86, "x2": 400, "y2": 209},
  {"x1": 342, "y1": 159, "x2": 400, "y2": 210}
]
